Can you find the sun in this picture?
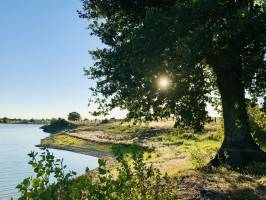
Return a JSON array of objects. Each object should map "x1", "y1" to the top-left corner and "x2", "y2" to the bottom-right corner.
[{"x1": 158, "y1": 76, "x2": 170, "y2": 89}]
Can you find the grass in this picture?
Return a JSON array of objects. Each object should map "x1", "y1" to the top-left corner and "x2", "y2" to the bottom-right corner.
[
  {"x1": 40, "y1": 120, "x2": 226, "y2": 174},
  {"x1": 41, "y1": 133, "x2": 113, "y2": 153},
  {"x1": 41, "y1": 120, "x2": 225, "y2": 180},
  {"x1": 40, "y1": 119, "x2": 266, "y2": 199}
]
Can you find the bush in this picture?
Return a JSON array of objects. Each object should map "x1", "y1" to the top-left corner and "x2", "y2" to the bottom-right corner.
[
  {"x1": 17, "y1": 148, "x2": 177, "y2": 200},
  {"x1": 17, "y1": 148, "x2": 76, "y2": 199},
  {"x1": 41, "y1": 118, "x2": 76, "y2": 134},
  {"x1": 190, "y1": 145, "x2": 211, "y2": 169}
]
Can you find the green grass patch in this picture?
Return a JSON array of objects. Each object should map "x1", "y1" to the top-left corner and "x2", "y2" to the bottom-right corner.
[{"x1": 41, "y1": 134, "x2": 113, "y2": 153}]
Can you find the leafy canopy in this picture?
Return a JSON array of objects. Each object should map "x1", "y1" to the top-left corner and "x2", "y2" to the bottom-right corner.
[{"x1": 80, "y1": 0, "x2": 266, "y2": 130}]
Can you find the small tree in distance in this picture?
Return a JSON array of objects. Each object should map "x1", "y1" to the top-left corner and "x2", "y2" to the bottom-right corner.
[{"x1": 68, "y1": 112, "x2": 81, "y2": 121}]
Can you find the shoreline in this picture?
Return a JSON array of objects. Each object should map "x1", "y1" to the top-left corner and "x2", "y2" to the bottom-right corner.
[
  {"x1": 36, "y1": 143, "x2": 113, "y2": 159},
  {"x1": 33, "y1": 121, "x2": 266, "y2": 199},
  {"x1": 36, "y1": 142, "x2": 116, "y2": 173}
]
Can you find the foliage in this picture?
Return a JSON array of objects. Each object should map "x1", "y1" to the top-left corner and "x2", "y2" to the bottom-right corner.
[
  {"x1": 263, "y1": 96, "x2": 266, "y2": 113},
  {"x1": 78, "y1": 1, "x2": 230, "y2": 132},
  {"x1": 17, "y1": 148, "x2": 177, "y2": 200},
  {"x1": 79, "y1": 0, "x2": 266, "y2": 119},
  {"x1": 0, "y1": 117, "x2": 8, "y2": 123},
  {"x1": 190, "y1": 145, "x2": 212, "y2": 169},
  {"x1": 68, "y1": 112, "x2": 81, "y2": 121},
  {"x1": 100, "y1": 118, "x2": 109, "y2": 124},
  {"x1": 0, "y1": 117, "x2": 49, "y2": 124},
  {"x1": 248, "y1": 105, "x2": 266, "y2": 149},
  {"x1": 79, "y1": 0, "x2": 266, "y2": 166},
  {"x1": 41, "y1": 118, "x2": 76, "y2": 134},
  {"x1": 17, "y1": 148, "x2": 76, "y2": 200},
  {"x1": 248, "y1": 105, "x2": 266, "y2": 132},
  {"x1": 245, "y1": 162, "x2": 266, "y2": 175}
]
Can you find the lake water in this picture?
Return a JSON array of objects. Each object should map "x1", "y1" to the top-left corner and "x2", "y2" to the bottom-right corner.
[{"x1": 0, "y1": 124, "x2": 98, "y2": 200}]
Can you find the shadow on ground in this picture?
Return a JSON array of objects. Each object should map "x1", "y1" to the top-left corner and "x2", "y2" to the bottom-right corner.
[{"x1": 111, "y1": 143, "x2": 152, "y2": 156}]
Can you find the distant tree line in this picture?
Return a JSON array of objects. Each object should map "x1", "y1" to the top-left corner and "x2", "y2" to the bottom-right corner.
[
  {"x1": 0, "y1": 112, "x2": 121, "y2": 125},
  {"x1": 0, "y1": 117, "x2": 50, "y2": 124}
]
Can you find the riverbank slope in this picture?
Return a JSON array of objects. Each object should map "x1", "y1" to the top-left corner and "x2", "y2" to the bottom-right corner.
[{"x1": 40, "y1": 119, "x2": 266, "y2": 199}]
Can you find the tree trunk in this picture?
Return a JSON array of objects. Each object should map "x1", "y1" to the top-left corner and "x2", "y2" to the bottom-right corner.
[{"x1": 211, "y1": 66, "x2": 266, "y2": 168}]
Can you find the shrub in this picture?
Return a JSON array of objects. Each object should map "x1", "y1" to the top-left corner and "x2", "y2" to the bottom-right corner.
[
  {"x1": 17, "y1": 148, "x2": 76, "y2": 200},
  {"x1": 17, "y1": 148, "x2": 177, "y2": 200},
  {"x1": 41, "y1": 118, "x2": 76, "y2": 133},
  {"x1": 190, "y1": 145, "x2": 211, "y2": 169}
]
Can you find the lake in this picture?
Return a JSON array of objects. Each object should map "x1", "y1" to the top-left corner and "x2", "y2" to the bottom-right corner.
[{"x1": 0, "y1": 124, "x2": 98, "y2": 200}]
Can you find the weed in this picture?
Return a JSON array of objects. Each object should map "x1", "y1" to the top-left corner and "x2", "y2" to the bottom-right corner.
[{"x1": 17, "y1": 148, "x2": 178, "y2": 200}]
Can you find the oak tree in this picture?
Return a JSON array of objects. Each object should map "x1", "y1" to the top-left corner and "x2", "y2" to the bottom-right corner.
[{"x1": 80, "y1": 0, "x2": 266, "y2": 167}]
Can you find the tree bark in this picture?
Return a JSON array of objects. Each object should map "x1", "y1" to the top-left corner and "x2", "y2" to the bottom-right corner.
[{"x1": 211, "y1": 66, "x2": 266, "y2": 168}]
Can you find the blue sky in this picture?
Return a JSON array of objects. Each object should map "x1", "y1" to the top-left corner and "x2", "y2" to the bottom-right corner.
[
  {"x1": 0, "y1": 0, "x2": 106, "y2": 119},
  {"x1": 0, "y1": 0, "x2": 217, "y2": 119}
]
